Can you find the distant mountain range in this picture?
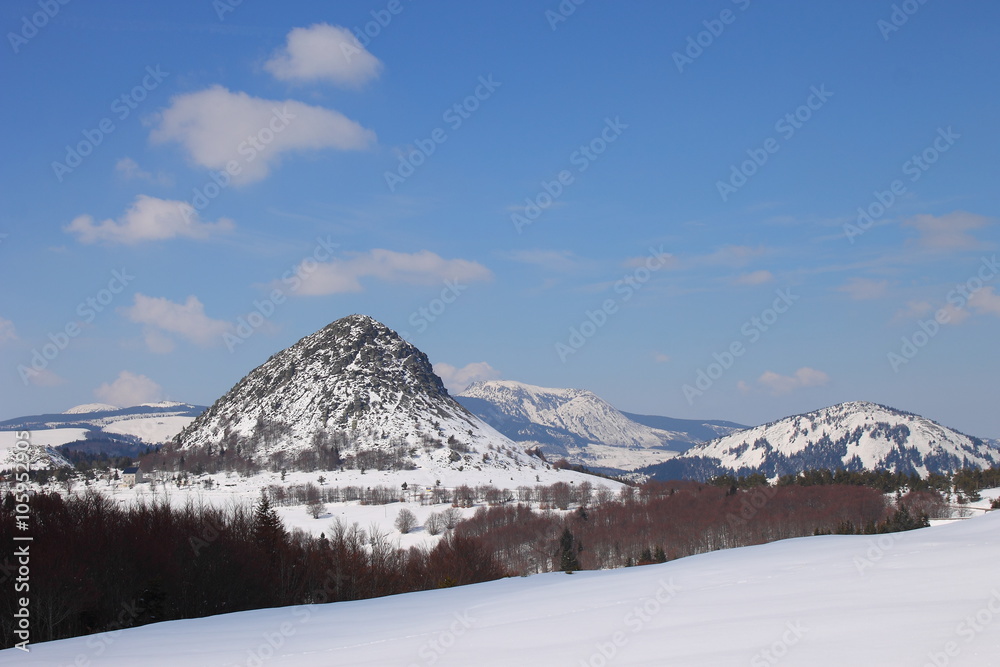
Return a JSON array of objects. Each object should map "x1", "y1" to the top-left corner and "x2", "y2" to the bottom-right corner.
[
  {"x1": 456, "y1": 381, "x2": 744, "y2": 475},
  {"x1": 4, "y1": 316, "x2": 998, "y2": 482},
  {"x1": 643, "y1": 401, "x2": 1000, "y2": 481}
]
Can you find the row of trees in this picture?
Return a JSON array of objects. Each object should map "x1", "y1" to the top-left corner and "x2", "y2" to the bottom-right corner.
[
  {"x1": 0, "y1": 491, "x2": 504, "y2": 649},
  {"x1": 452, "y1": 481, "x2": 922, "y2": 574}
]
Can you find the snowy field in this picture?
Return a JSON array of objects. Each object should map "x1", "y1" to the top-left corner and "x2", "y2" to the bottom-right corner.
[{"x1": 6, "y1": 506, "x2": 1000, "y2": 665}]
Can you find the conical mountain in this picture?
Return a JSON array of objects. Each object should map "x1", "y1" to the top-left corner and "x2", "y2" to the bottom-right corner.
[{"x1": 173, "y1": 315, "x2": 543, "y2": 474}]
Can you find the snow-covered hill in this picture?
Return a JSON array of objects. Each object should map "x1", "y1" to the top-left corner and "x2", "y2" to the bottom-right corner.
[
  {"x1": 456, "y1": 381, "x2": 741, "y2": 474},
  {"x1": 62, "y1": 402, "x2": 119, "y2": 414},
  {"x1": 9, "y1": 506, "x2": 999, "y2": 665},
  {"x1": 647, "y1": 401, "x2": 1000, "y2": 480},
  {"x1": 172, "y1": 315, "x2": 603, "y2": 487},
  {"x1": 0, "y1": 403, "x2": 205, "y2": 470}
]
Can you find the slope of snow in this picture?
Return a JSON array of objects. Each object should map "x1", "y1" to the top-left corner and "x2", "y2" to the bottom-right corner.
[
  {"x1": 10, "y1": 510, "x2": 1000, "y2": 665},
  {"x1": 63, "y1": 403, "x2": 119, "y2": 414},
  {"x1": 660, "y1": 401, "x2": 999, "y2": 479},
  {"x1": 103, "y1": 416, "x2": 194, "y2": 444}
]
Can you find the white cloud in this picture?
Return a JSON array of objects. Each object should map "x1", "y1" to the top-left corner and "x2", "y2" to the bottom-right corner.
[
  {"x1": 902, "y1": 211, "x2": 993, "y2": 252},
  {"x1": 893, "y1": 300, "x2": 933, "y2": 322},
  {"x1": 23, "y1": 367, "x2": 66, "y2": 387},
  {"x1": 756, "y1": 367, "x2": 829, "y2": 395},
  {"x1": 735, "y1": 270, "x2": 774, "y2": 286},
  {"x1": 264, "y1": 23, "x2": 382, "y2": 87},
  {"x1": 0, "y1": 316, "x2": 16, "y2": 343},
  {"x1": 969, "y1": 286, "x2": 1000, "y2": 317},
  {"x1": 150, "y1": 85, "x2": 376, "y2": 185},
  {"x1": 292, "y1": 249, "x2": 493, "y2": 296},
  {"x1": 939, "y1": 302, "x2": 971, "y2": 326},
  {"x1": 65, "y1": 195, "x2": 234, "y2": 245},
  {"x1": 95, "y1": 371, "x2": 163, "y2": 407},
  {"x1": 433, "y1": 362, "x2": 501, "y2": 393},
  {"x1": 838, "y1": 277, "x2": 889, "y2": 300},
  {"x1": 115, "y1": 157, "x2": 173, "y2": 186},
  {"x1": 124, "y1": 294, "x2": 232, "y2": 350}
]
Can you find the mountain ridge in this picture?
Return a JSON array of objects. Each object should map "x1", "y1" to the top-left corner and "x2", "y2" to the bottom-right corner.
[{"x1": 643, "y1": 400, "x2": 1000, "y2": 480}]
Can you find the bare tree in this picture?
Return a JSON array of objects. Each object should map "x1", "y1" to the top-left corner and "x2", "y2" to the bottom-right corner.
[
  {"x1": 441, "y1": 507, "x2": 463, "y2": 530},
  {"x1": 425, "y1": 512, "x2": 445, "y2": 536},
  {"x1": 306, "y1": 497, "x2": 327, "y2": 519},
  {"x1": 394, "y1": 508, "x2": 417, "y2": 533}
]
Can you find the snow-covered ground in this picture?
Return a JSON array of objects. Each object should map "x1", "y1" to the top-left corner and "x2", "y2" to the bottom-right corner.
[
  {"x1": 102, "y1": 415, "x2": 194, "y2": 444},
  {"x1": 8, "y1": 504, "x2": 999, "y2": 665}
]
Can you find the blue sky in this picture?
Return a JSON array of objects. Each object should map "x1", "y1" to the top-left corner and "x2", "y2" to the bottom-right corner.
[{"x1": 1, "y1": 0, "x2": 998, "y2": 438}]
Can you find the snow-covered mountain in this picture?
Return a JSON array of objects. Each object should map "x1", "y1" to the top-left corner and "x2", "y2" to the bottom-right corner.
[
  {"x1": 172, "y1": 316, "x2": 595, "y2": 485},
  {"x1": 455, "y1": 381, "x2": 743, "y2": 474},
  {"x1": 645, "y1": 401, "x2": 1000, "y2": 480}
]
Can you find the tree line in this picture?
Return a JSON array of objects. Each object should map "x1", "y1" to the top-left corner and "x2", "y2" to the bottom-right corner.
[{"x1": 0, "y1": 491, "x2": 503, "y2": 650}]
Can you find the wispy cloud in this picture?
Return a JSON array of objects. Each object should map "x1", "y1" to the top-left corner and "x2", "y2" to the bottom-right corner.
[
  {"x1": 743, "y1": 367, "x2": 830, "y2": 395},
  {"x1": 0, "y1": 316, "x2": 16, "y2": 343},
  {"x1": 115, "y1": 157, "x2": 173, "y2": 186},
  {"x1": 837, "y1": 277, "x2": 889, "y2": 300},
  {"x1": 735, "y1": 270, "x2": 775, "y2": 286},
  {"x1": 969, "y1": 286, "x2": 1000, "y2": 316},
  {"x1": 65, "y1": 195, "x2": 234, "y2": 245},
  {"x1": 124, "y1": 293, "x2": 232, "y2": 351},
  {"x1": 291, "y1": 249, "x2": 493, "y2": 296},
  {"x1": 902, "y1": 211, "x2": 993, "y2": 252}
]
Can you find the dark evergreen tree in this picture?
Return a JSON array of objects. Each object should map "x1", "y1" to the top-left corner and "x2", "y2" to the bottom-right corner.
[{"x1": 556, "y1": 527, "x2": 581, "y2": 573}]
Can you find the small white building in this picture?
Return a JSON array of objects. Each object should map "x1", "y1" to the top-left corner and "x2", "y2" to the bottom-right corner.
[{"x1": 122, "y1": 466, "x2": 143, "y2": 486}]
